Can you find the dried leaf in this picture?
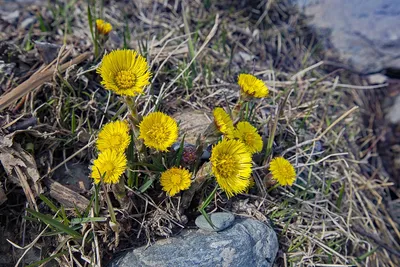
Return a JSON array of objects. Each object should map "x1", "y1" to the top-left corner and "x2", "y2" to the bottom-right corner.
[
  {"x1": 0, "y1": 133, "x2": 42, "y2": 209},
  {"x1": 34, "y1": 41, "x2": 61, "y2": 64}
]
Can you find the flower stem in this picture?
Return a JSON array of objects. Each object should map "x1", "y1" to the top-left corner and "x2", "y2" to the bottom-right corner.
[{"x1": 198, "y1": 184, "x2": 219, "y2": 229}]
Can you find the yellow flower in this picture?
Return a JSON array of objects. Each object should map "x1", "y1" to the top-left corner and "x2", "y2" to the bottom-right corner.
[
  {"x1": 213, "y1": 107, "x2": 234, "y2": 138},
  {"x1": 97, "y1": 49, "x2": 152, "y2": 97},
  {"x1": 91, "y1": 149, "x2": 127, "y2": 184},
  {"x1": 96, "y1": 19, "x2": 112, "y2": 35},
  {"x1": 160, "y1": 167, "x2": 192, "y2": 196},
  {"x1": 210, "y1": 139, "x2": 252, "y2": 197},
  {"x1": 234, "y1": 121, "x2": 263, "y2": 154},
  {"x1": 96, "y1": 120, "x2": 130, "y2": 153},
  {"x1": 138, "y1": 112, "x2": 178, "y2": 151},
  {"x1": 269, "y1": 157, "x2": 296, "y2": 186},
  {"x1": 238, "y1": 73, "x2": 269, "y2": 98}
]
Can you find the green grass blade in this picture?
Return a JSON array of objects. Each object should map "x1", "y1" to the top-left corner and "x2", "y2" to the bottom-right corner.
[
  {"x1": 39, "y1": 194, "x2": 59, "y2": 213},
  {"x1": 70, "y1": 217, "x2": 107, "y2": 225},
  {"x1": 26, "y1": 208, "x2": 82, "y2": 239},
  {"x1": 139, "y1": 177, "x2": 155, "y2": 193},
  {"x1": 174, "y1": 135, "x2": 186, "y2": 166}
]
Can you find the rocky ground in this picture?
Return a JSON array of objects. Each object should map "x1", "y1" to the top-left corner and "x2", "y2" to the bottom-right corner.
[{"x1": 0, "y1": 0, "x2": 399, "y2": 266}]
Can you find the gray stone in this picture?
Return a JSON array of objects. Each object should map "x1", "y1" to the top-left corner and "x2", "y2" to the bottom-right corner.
[
  {"x1": 367, "y1": 74, "x2": 387, "y2": 85},
  {"x1": 292, "y1": 0, "x2": 400, "y2": 74},
  {"x1": 109, "y1": 218, "x2": 278, "y2": 267},
  {"x1": 386, "y1": 95, "x2": 400, "y2": 124},
  {"x1": 1, "y1": 10, "x2": 19, "y2": 24},
  {"x1": 195, "y1": 212, "x2": 235, "y2": 232}
]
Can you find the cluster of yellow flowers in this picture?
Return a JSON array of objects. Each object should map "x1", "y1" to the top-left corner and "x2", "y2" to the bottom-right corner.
[
  {"x1": 208, "y1": 75, "x2": 295, "y2": 196},
  {"x1": 91, "y1": 48, "x2": 191, "y2": 196},
  {"x1": 90, "y1": 37, "x2": 296, "y2": 199}
]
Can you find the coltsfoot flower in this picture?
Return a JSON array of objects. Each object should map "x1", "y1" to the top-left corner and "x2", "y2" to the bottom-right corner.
[
  {"x1": 160, "y1": 167, "x2": 192, "y2": 196},
  {"x1": 238, "y1": 73, "x2": 269, "y2": 98},
  {"x1": 96, "y1": 19, "x2": 112, "y2": 35},
  {"x1": 269, "y1": 156, "x2": 296, "y2": 186},
  {"x1": 213, "y1": 107, "x2": 234, "y2": 139},
  {"x1": 234, "y1": 121, "x2": 263, "y2": 154},
  {"x1": 96, "y1": 120, "x2": 130, "y2": 153},
  {"x1": 138, "y1": 112, "x2": 178, "y2": 151},
  {"x1": 97, "y1": 49, "x2": 151, "y2": 96},
  {"x1": 91, "y1": 149, "x2": 127, "y2": 184},
  {"x1": 210, "y1": 139, "x2": 252, "y2": 197}
]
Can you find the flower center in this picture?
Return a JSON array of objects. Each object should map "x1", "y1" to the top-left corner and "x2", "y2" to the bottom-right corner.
[
  {"x1": 102, "y1": 162, "x2": 115, "y2": 178},
  {"x1": 115, "y1": 70, "x2": 136, "y2": 89},
  {"x1": 216, "y1": 155, "x2": 236, "y2": 178},
  {"x1": 170, "y1": 174, "x2": 182, "y2": 185},
  {"x1": 146, "y1": 125, "x2": 170, "y2": 144},
  {"x1": 244, "y1": 133, "x2": 255, "y2": 144},
  {"x1": 109, "y1": 135, "x2": 124, "y2": 148}
]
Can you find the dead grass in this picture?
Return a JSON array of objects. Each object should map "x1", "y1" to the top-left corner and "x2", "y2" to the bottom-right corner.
[{"x1": 0, "y1": 0, "x2": 399, "y2": 266}]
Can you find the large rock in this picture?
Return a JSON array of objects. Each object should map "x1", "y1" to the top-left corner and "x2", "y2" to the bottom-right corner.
[
  {"x1": 109, "y1": 218, "x2": 278, "y2": 267},
  {"x1": 292, "y1": 0, "x2": 400, "y2": 74}
]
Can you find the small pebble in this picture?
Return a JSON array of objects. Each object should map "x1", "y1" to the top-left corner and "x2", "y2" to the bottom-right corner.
[{"x1": 195, "y1": 212, "x2": 235, "y2": 232}]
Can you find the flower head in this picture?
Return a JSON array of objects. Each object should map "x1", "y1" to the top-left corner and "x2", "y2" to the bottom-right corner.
[
  {"x1": 238, "y1": 73, "x2": 269, "y2": 98},
  {"x1": 97, "y1": 49, "x2": 151, "y2": 96},
  {"x1": 160, "y1": 167, "x2": 192, "y2": 196},
  {"x1": 91, "y1": 149, "x2": 127, "y2": 184},
  {"x1": 269, "y1": 157, "x2": 296, "y2": 186},
  {"x1": 234, "y1": 121, "x2": 263, "y2": 154},
  {"x1": 96, "y1": 19, "x2": 112, "y2": 35},
  {"x1": 138, "y1": 112, "x2": 178, "y2": 151},
  {"x1": 213, "y1": 107, "x2": 234, "y2": 138},
  {"x1": 210, "y1": 139, "x2": 252, "y2": 197},
  {"x1": 96, "y1": 120, "x2": 130, "y2": 153}
]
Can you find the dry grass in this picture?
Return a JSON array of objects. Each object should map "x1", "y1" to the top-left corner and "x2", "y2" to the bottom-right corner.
[{"x1": 0, "y1": 0, "x2": 399, "y2": 266}]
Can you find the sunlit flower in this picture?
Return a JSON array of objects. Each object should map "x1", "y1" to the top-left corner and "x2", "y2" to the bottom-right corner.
[
  {"x1": 234, "y1": 121, "x2": 263, "y2": 154},
  {"x1": 210, "y1": 139, "x2": 252, "y2": 197},
  {"x1": 138, "y1": 112, "x2": 178, "y2": 151},
  {"x1": 91, "y1": 149, "x2": 127, "y2": 184},
  {"x1": 96, "y1": 120, "x2": 130, "y2": 153},
  {"x1": 96, "y1": 19, "x2": 112, "y2": 35},
  {"x1": 269, "y1": 157, "x2": 296, "y2": 186},
  {"x1": 213, "y1": 107, "x2": 235, "y2": 138},
  {"x1": 160, "y1": 167, "x2": 192, "y2": 196},
  {"x1": 238, "y1": 73, "x2": 269, "y2": 98},
  {"x1": 97, "y1": 49, "x2": 151, "y2": 96}
]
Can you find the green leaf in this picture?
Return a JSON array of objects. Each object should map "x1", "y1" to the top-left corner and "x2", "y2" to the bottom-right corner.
[
  {"x1": 94, "y1": 183, "x2": 100, "y2": 217},
  {"x1": 87, "y1": 4, "x2": 95, "y2": 45},
  {"x1": 336, "y1": 182, "x2": 345, "y2": 210},
  {"x1": 26, "y1": 209, "x2": 82, "y2": 239},
  {"x1": 70, "y1": 217, "x2": 107, "y2": 225},
  {"x1": 198, "y1": 185, "x2": 218, "y2": 230},
  {"x1": 174, "y1": 135, "x2": 186, "y2": 166},
  {"x1": 139, "y1": 177, "x2": 155, "y2": 193},
  {"x1": 39, "y1": 194, "x2": 59, "y2": 213}
]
